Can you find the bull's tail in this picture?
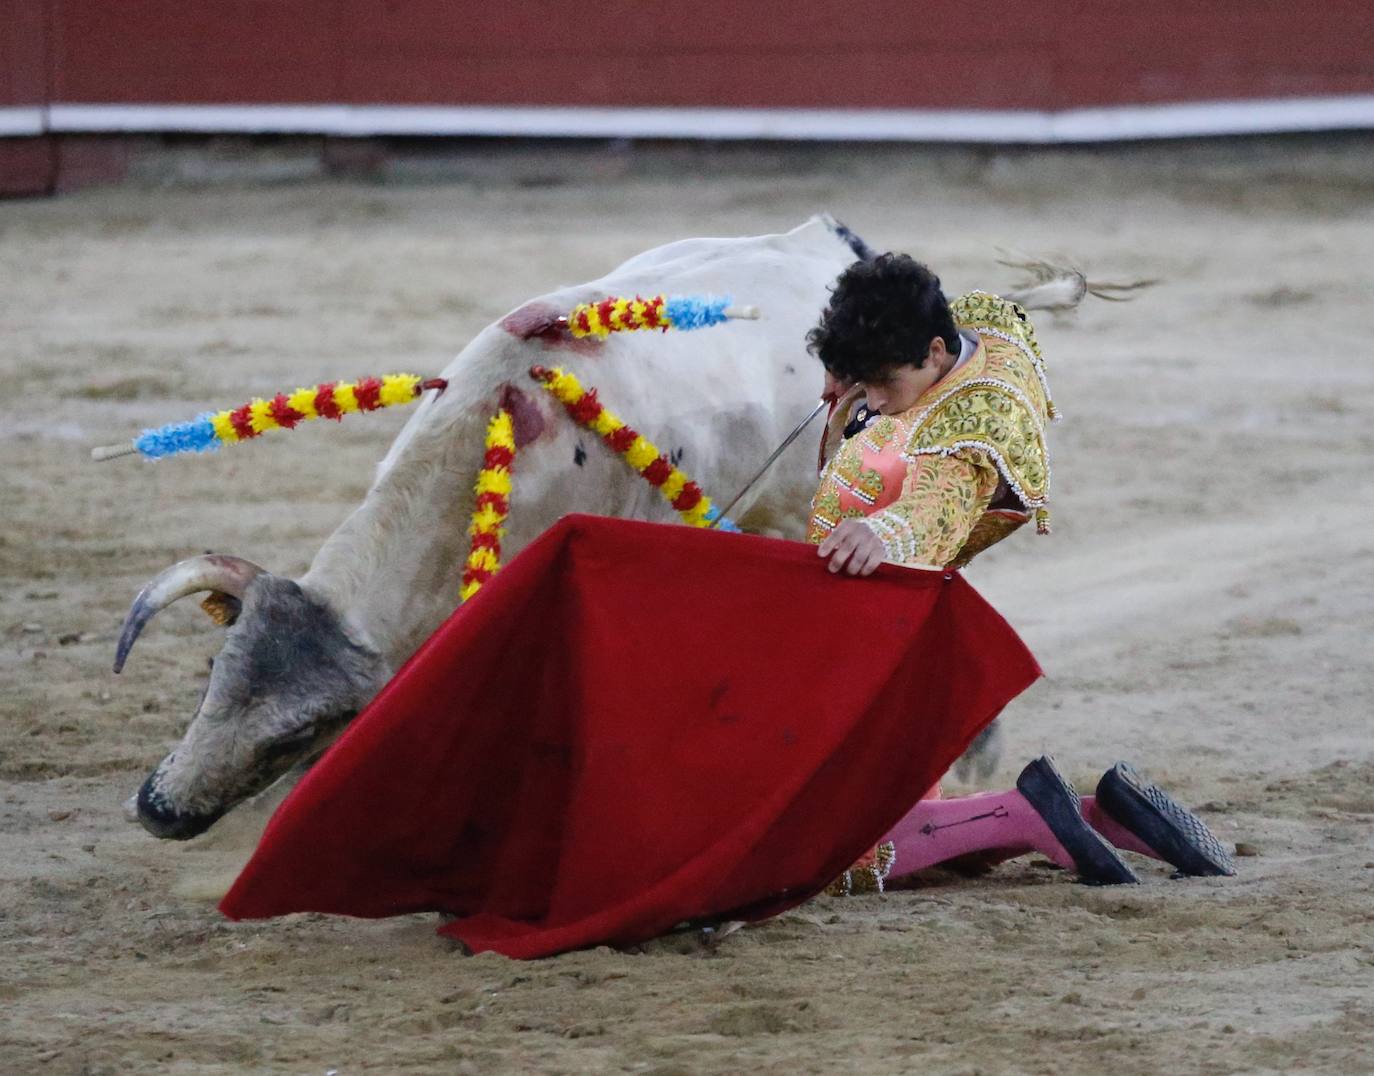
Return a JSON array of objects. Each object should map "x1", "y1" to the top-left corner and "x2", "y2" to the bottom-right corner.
[{"x1": 1000, "y1": 257, "x2": 1158, "y2": 312}]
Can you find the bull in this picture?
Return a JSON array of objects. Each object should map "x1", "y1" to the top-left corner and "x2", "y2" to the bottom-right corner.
[{"x1": 117, "y1": 215, "x2": 879, "y2": 839}]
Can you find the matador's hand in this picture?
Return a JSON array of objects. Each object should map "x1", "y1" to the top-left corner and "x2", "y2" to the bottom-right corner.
[
  {"x1": 818, "y1": 519, "x2": 886, "y2": 576},
  {"x1": 821, "y1": 370, "x2": 852, "y2": 403}
]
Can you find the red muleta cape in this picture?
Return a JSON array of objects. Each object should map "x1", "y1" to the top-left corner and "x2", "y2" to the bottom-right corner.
[{"x1": 221, "y1": 514, "x2": 1039, "y2": 958}]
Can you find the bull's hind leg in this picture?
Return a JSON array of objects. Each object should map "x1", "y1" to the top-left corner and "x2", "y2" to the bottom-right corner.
[{"x1": 951, "y1": 717, "x2": 1003, "y2": 783}]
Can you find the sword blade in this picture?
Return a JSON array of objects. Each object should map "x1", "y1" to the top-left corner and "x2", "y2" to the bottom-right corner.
[{"x1": 711, "y1": 399, "x2": 827, "y2": 528}]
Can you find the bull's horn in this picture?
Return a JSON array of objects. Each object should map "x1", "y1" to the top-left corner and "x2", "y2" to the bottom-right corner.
[{"x1": 113, "y1": 554, "x2": 266, "y2": 673}]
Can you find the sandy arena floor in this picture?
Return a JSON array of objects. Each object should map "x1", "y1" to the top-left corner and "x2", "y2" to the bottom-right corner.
[{"x1": 2, "y1": 138, "x2": 1373, "y2": 1074}]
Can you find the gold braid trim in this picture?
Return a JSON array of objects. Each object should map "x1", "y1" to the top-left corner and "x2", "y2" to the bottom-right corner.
[
  {"x1": 950, "y1": 290, "x2": 1059, "y2": 421},
  {"x1": 824, "y1": 841, "x2": 897, "y2": 897}
]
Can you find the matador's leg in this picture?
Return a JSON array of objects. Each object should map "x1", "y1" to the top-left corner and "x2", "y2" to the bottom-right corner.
[{"x1": 881, "y1": 756, "x2": 1139, "y2": 886}]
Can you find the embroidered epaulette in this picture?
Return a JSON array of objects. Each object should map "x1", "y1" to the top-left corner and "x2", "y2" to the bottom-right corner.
[
  {"x1": 951, "y1": 291, "x2": 1058, "y2": 422},
  {"x1": 902, "y1": 292, "x2": 1056, "y2": 534}
]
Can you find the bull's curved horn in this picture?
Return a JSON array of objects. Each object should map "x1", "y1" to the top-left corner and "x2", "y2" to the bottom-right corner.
[{"x1": 114, "y1": 554, "x2": 265, "y2": 674}]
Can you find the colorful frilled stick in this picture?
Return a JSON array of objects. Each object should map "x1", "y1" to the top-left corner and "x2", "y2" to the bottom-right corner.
[
  {"x1": 90, "y1": 375, "x2": 449, "y2": 461},
  {"x1": 529, "y1": 365, "x2": 740, "y2": 532},
  {"x1": 459, "y1": 409, "x2": 517, "y2": 602},
  {"x1": 560, "y1": 294, "x2": 758, "y2": 339}
]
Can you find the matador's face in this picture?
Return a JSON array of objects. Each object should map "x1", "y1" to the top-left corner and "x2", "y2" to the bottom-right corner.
[{"x1": 861, "y1": 338, "x2": 955, "y2": 415}]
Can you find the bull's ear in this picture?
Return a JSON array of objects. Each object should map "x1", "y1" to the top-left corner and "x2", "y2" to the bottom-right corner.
[{"x1": 199, "y1": 591, "x2": 242, "y2": 626}]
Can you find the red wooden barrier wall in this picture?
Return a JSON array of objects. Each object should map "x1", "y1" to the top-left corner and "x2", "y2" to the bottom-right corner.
[
  {"x1": 3, "y1": 1, "x2": 1373, "y2": 194},
  {"x1": 39, "y1": 1, "x2": 1374, "y2": 109},
  {"x1": 0, "y1": 0, "x2": 52, "y2": 194}
]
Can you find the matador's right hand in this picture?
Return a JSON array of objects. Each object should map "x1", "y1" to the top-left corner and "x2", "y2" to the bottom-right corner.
[{"x1": 818, "y1": 519, "x2": 886, "y2": 577}]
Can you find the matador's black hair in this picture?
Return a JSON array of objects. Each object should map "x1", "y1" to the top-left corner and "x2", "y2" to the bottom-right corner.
[{"x1": 806, "y1": 253, "x2": 959, "y2": 383}]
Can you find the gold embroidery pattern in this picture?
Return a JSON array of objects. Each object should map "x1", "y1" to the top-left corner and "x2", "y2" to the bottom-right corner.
[
  {"x1": 863, "y1": 452, "x2": 999, "y2": 568},
  {"x1": 808, "y1": 420, "x2": 907, "y2": 543},
  {"x1": 861, "y1": 415, "x2": 899, "y2": 452},
  {"x1": 824, "y1": 841, "x2": 897, "y2": 897},
  {"x1": 810, "y1": 451, "x2": 879, "y2": 537},
  {"x1": 951, "y1": 291, "x2": 1044, "y2": 360},
  {"x1": 946, "y1": 509, "x2": 1031, "y2": 570},
  {"x1": 904, "y1": 379, "x2": 1048, "y2": 506},
  {"x1": 951, "y1": 290, "x2": 1058, "y2": 421}
]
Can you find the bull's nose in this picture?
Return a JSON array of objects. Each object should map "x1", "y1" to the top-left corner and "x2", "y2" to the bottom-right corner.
[
  {"x1": 136, "y1": 776, "x2": 222, "y2": 840},
  {"x1": 123, "y1": 794, "x2": 140, "y2": 823}
]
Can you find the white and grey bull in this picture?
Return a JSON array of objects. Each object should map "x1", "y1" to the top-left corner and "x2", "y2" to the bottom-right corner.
[{"x1": 118, "y1": 215, "x2": 880, "y2": 839}]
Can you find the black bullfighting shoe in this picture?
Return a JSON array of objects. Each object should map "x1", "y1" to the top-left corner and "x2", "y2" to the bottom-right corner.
[
  {"x1": 1016, "y1": 756, "x2": 1140, "y2": 886},
  {"x1": 1096, "y1": 762, "x2": 1236, "y2": 877}
]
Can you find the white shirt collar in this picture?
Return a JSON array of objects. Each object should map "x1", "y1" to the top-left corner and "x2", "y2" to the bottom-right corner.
[{"x1": 952, "y1": 328, "x2": 977, "y2": 372}]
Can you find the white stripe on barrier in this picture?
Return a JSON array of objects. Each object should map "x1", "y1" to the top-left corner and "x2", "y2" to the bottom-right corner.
[
  {"x1": 48, "y1": 104, "x2": 351, "y2": 134},
  {"x1": 0, "y1": 107, "x2": 45, "y2": 137},
  {"x1": 28, "y1": 96, "x2": 1374, "y2": 143}
]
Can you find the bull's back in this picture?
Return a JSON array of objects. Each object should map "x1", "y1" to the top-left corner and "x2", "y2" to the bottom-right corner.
[{"x1": 373, "y1": 215, "x2": 861, "y2": 550}]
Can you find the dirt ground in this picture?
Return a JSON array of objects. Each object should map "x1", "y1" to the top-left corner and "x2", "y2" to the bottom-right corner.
[{"x1": 2, "y1": 137, "x2": 1373, "y2": 1075}]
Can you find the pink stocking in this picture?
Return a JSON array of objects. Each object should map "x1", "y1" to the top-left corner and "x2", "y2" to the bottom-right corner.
[
  {"x1": 1079, "y1": 795, "x2": 1160, "y2": 860},
  {"x1": 881, "y1": 789, "x2": 1074, "y2": 881}
]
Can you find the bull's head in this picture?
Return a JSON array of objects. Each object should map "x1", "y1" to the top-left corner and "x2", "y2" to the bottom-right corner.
[{"x1": 116, "y1": 554, "x2": 389, "y2": 839}]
